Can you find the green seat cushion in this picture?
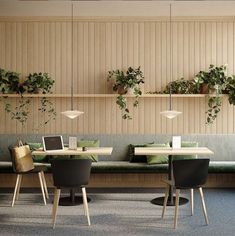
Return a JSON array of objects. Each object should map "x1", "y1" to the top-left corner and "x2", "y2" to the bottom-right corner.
[
  {"x1": 91, "y1": 161, "x2": 168, "y2": 173},
  {"x1": 27, "y1": 142, "x2": 48, "y2": 163},
  {"x1": 172, "y1": 141, "x2": 198, "y2": 161},
  {"x1": 76, "y1": 140, "x2": 100, "y2": 162},
  {"x1": 145, "y1": 143, "x2": 170, "y2": 165}
]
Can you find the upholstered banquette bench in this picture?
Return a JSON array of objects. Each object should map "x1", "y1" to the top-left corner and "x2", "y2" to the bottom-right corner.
[
  {"x1": 1, "y1": 160, "x2": 235, "y2": 174},
  {"x1": 1, "y1": 134, "x2": 235, "y2": 188}
]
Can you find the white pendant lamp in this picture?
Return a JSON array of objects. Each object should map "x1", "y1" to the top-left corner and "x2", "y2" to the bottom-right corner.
[
  {"x1": 160, "y1": 4, "x2": 182, "y2": 119},
  {"x1": 61, "y1": 2, "x2": 84, "y2": 119},
  {"x1": 160, "y1": 87, "x2": 182, "y2": 119}
]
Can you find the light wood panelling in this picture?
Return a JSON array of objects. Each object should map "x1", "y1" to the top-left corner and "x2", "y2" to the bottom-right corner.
[
  {"x1": 1, "y1": 173, "x2": 235, "y2": 188},
  {"x1": 0, "y1": 17, "x2": 235, "y2": 134}
]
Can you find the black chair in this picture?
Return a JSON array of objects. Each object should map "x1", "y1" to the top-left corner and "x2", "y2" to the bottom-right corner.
[
  {"x1": 51, "y1": 159, "x2": 92, "y2": 229},
  {"x1": 162, "y1": 159, "x2": 210, "y2": 229},
  {"x1": 8, "y1": 145, "x2": 49, "y2": 207}
]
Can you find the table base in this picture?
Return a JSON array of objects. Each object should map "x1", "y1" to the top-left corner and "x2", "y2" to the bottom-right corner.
[
  {"x1": 151, "y1": 196, "x2": 188, "y2": 206},
  {"x1": 59, "y1": 196, "x2": 91, "y2": 206}
]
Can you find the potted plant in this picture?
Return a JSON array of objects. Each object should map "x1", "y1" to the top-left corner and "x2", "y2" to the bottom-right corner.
[
  {"x1": 1, "y1": 70, "x2": 56, "y2": 128},
  {"x1": 0, "y1": 68, "x2": 23, "y2": 94},
  {"x1": 163, "y1": 78, "x2": 197, "y2": 94},
  {"x1": 107, "y1": 66, "x2": 144, "y2": 119},
  {"x1": 194, "y1": 64, "x2": 228, "y2": 124},
  {"x1": 225, "y1": 75, "x2": 235, "y2": 105},
  {"x1": 23, "y1": 72, "x2": 54, "y2": 94},
  {"x1": 0, "y1": 68, "x2": 28, "y2": 127},
  {"x1": 23, "y1": 72, "x2": 56, "y2": 128}
]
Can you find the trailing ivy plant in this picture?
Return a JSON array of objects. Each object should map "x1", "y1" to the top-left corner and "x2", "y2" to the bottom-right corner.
[
  {"x1": 4, "y1": 97, "x2": 30, "y2": 127},
  {"x1": 23, "y1": 72, "x2": 56, "y2": 129},
  {"x1": 226, "y1": 75, "x2": 235, "y2": 105},
  {"x1": 163, "y1": 78, "x2": 197, "y2": 94},
  {"x1": 0, "y1": 68, "x2": 23, "y2": 94},
  {"x1": 206, "y1": 93, "x2": 222, "y2": 124},
  {"x1": 107, "y1": 66, "x2": 144, "y2": 119},
  {"x1": 0, "y1": 69, "x2": 56, "y2": 128},
  {"x1": 38, "y1": 97, "x2": 56, "y2": 128},
  {"x1": 23, "y1": 72, "x2": 54, "y2": 94},
  {"x1": 0, "y1": 68, "x2": 29, "y2": 127},
  {"x1": 194, "y1": 64, "x2": 228, "y2": 124}
]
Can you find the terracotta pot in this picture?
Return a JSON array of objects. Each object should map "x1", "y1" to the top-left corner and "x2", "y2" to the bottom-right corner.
[
  {"x1": 200, "y1": 84, "x2": 209, "y2": 94},
  {"x1": 117, "y1": 85, "x2": 127, "y2": 95}
]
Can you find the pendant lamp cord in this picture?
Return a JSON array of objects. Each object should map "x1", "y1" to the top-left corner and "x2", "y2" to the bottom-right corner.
[
  {"x1": 71, "y1": 2, "x2": 74, "y2": 110},
  {"x1": 169, "y1": 3, "x2": 172, "y2": 111}
]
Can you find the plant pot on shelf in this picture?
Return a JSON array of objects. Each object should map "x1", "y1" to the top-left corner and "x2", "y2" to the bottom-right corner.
[
  {"x1": 117, "y1": 86, "x2": 135, "y2": 95},
  {"x1": 200, "y1": 84, "x2": 209, "y2": 94},
  {"x1": 117, "y1": 85, "x2": 127, "y2": 95}
]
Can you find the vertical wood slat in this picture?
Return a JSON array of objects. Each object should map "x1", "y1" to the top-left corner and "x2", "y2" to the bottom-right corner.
[{"x1": 0, "y1": 18, "x2": 235, "y2": 135}]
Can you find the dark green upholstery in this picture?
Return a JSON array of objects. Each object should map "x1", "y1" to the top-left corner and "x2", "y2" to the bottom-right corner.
[
  {"x1": 172, "y1": 141, "x2": 198, "y2": 160},
  {"x1": 27, "y1": 142, "x2": 48, "y2": 163},
  {"x1": 207, "y1": 161, "x2": 235, "y2": 173},
  {"x1": 1, "y1": 161, "x2": 235, "y2": 174},
  {"x1": 91, "y1": 161, "x2": 168, "y2": 173},
  {"x1": 0, "y1": 162, "x2": 13, "y2": 173},
  {"x1": 77, "y1": 140, "x2": 100, "y2": 162},
  {"x1": 129, "y1": 142, "x2": 154, "y2": 163},
  {"x1": 145, "y1": 143, "x2": 170, "y2": 164}
]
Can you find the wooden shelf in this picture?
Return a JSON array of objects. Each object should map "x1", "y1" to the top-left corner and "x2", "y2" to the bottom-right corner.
[{"x1": 0, "y1": 93, "x2": 219, "y2": 98}]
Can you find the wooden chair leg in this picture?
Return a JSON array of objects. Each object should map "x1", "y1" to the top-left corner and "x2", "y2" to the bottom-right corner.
[
  {"x1": 41, "y1": 171, "x2": 49, "y2": 199},
  {"x1": 190, "y1": 188, "x2": 194, "y2": 216},
  {"x1": 174, "y1": 189, "x2": 180, "y2": 229},
  {"x1": 38, "y1": 172, "x2": 46, "y2": 205},
  {"x1": 12, "y1": 174, "x2": 21, "y2": 207},
  {"x1": 16, "y1": 175, "x2": 23, "y2": 201},
  {"x1": 82, "y1": 190, "x2": 87, "y2": 217},
  {"x1": 162, "y1": 184, "x2": 170, "y2": 219},
  {"x1": 199, "y1": 187, "x2": 209, "y2": 225},
  {"x1": 52, "y1": 188, "x2": 61, "y2": 229},
  {"x1": 82, "y1": 187, "x2": 91, "y2": 226}
]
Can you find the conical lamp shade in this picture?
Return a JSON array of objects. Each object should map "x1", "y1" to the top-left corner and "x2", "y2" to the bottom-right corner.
[
  {"x1": 61, "y1": 110, "x2": 84, "y2": 119},
  {"x1": 160, "y1": 110, "x2": 182, "y2": 119}
]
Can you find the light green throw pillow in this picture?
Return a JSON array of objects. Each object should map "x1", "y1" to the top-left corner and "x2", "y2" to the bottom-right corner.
[
  {"x1": 172, "y1": 141, "x2": 198, "y2": 161},
  {"x1": 76, "y1": 140, "x2": 100, "y2": 162},
  {"x1": 145, "y1": 143, "x2": 170, "y2": 165},
  {"x1": 27, "y1": 142, "x2": 47, "y2": 163}
]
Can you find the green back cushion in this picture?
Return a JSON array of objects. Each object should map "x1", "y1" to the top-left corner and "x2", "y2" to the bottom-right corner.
[
  {"x1": 145, "y1": 143, "x2": 170, "y2": 165},
  {"x1": 129, "y1": 144, "x2": 146, "y2": 163},
  {"x1": 129, "y1": 142, "x2": 154, "y2": 163},
  {"x1": 76, "y1": 140, "x2": 100, "y2": 162},
  {"x1": 172, "y1": 141, "x2": 198, "y2": 161},
  {"x1": 27, "y1": 142, "x2": 48, "y2": 163}
]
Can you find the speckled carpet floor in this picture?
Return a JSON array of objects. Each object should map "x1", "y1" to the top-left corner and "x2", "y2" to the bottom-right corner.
[{"x1": 0, "y1": 189, "x2": 234, "y2": 236}]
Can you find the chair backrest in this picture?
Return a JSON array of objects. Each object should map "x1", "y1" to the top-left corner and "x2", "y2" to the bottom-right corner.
[
  {"x1": 8, "y1": 145, "x2": 17, "y2": 172},
  {"x1": 8, "y1": 144, "x2": 34, "y2": 173},
  {"x1": 173, "y1": 159, "x2": 210, "y2": 189},
  {"x1": 51, "y1": 159, "x2": 92, "y2": 188}
]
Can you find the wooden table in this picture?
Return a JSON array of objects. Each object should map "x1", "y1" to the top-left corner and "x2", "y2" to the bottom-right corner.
[
  {"x1": 32, "y1": 147, "x2": 113, "y2": 206},
  {"x1": 135, "y1": 147, "x2": 214, "y2": 206},
  {"x1": 33, "y1": 147, "x2": 113, "y2": 156}
]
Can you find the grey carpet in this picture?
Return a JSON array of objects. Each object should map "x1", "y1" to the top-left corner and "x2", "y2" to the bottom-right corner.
[{"x1": 0, "y1": 189, "x2": 234, "y2": 236}]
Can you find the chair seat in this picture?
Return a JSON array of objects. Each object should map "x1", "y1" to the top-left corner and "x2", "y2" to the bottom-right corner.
[{"x1": 16, "y1": 165, "x2": 47, "y2": 174}]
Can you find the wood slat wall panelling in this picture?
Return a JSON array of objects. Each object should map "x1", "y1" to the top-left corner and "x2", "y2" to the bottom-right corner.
[{"x1": 0, "y1": 17, "x2": 235, "y2": 134}]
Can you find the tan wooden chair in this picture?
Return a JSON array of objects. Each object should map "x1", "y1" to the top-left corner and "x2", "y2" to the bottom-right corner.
[{"x1": 9, "y1": 145, "x2": 48, "y2": 206}]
